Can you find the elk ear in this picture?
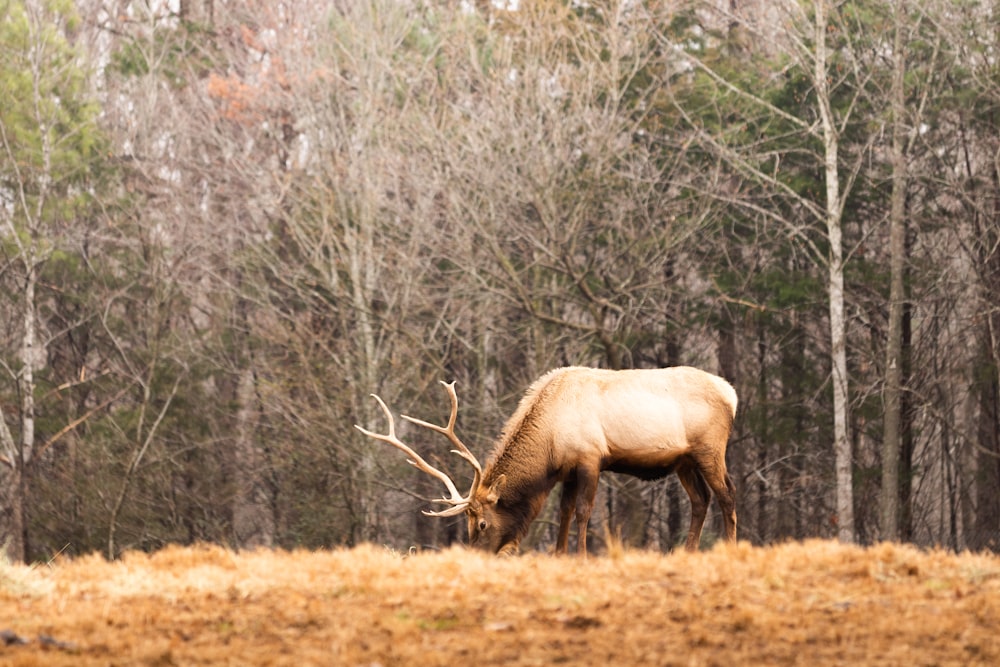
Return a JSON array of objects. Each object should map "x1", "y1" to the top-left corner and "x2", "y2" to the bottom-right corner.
[{"x1": 486, "y1": 474, "x2": 506, "y2": 503}]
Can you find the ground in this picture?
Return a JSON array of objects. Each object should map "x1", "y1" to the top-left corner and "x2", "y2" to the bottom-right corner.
[{"x1": 1, "y1": 539, "x2": 998, "y2": 666}]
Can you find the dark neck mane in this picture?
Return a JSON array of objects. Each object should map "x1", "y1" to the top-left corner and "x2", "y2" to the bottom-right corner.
[{"x1": 482, "y1": 369, "x2": 566, "y2": 535}]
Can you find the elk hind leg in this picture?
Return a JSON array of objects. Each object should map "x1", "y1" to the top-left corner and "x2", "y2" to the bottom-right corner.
[
  {"x1": 714, "y1": 470, "x2": 737, "y2": 543},
  {"x1": 692, "y1": 452, "x2": 738, "y2": 544},
  {"x1": 677, "y1": 463, "x2": 711, "y2": 552}
]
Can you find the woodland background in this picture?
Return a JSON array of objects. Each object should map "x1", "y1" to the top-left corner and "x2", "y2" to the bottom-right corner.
[{"x1": 1, "y1": 0, "x2": 999, "y2": 563}]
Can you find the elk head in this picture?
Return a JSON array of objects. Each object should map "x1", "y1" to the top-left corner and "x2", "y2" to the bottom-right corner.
[{"x1": 355, "y1": 382, "x2": 508, "y2": 552}]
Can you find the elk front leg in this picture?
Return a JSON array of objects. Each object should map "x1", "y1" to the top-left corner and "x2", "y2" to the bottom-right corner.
[
  {"x1": 556, "y1": 477, "x2": 578, "y2": 554},
  {"x1": 574, "y1": 466, "x2": 600, "y2": 557}
]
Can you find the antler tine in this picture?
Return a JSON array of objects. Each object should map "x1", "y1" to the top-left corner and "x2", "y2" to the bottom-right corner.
[
  {"x1": 402, "y1": 381, "x2": 483, "y2": 494},
  {"x1": 355, "y1": 393, "x2": 470, "y2": 512}
]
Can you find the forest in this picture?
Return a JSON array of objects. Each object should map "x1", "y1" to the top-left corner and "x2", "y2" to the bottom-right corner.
[{"x1": 1, "y1": 0, "x2": 999, "y2": 564}]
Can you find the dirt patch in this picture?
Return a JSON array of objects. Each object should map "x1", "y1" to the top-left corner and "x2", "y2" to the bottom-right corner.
[{"x1": 1, "y1": 539, "x2": 998, "y2": 666}]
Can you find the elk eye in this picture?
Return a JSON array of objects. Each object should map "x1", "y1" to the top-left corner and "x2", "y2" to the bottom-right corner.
[{"x1": 478, "y1": 519, "x2": 488, "y2": 532}]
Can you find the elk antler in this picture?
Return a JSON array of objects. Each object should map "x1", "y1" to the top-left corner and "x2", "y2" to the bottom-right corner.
[
  {"x1": 354, "y1": 387, "x2": 478, "y2": 517},
  {"x1": 402, "y1": 381, "x2": 482, "y2": 499}
]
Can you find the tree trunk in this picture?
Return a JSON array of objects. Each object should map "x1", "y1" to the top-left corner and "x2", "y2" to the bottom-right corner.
[
  {"x1": 815, "y1": 0, "x2": 855, "y2": 543},
  {"x1": 2, "y1": 267, "x2": 41, "y2": 563},
  {"x1": 898, "y1": 298, "x2": 914, "y2": 541},
  {"x1": 0, "y1": 463, "x2": 25, "y2": 563},
  {"x1": 779, "y1": 321, "x2": 807, "y2": 540},
  {"x1": 881, "y1": 0, "x2": 907, "y2": 542},
  {"x1": 972, "y1": 165, "x2": 1000, "y2": 551},
  {"x1": 973, "y1": 344, "x2": 1000, "y2": 550},
  {"x1": 755, "y1": 317, "x2": 769, "y2": 543},
  {"x1": 233, "y1": 366, "x2": 275, "y2": 548}
]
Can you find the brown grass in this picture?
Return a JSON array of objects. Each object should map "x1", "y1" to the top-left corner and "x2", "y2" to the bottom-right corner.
[{"x1": 2, "y1": 539, "x2": 999, "y2": 666}]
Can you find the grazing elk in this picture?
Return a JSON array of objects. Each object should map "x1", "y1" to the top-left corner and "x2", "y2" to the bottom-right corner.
[{"x1": 355, "y1": 366, "x2": 738, "y2": 556}]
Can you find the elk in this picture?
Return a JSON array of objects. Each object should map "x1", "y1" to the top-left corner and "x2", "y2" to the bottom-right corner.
[{"x1": 355, "y1": 366, "x2": 737, "y2": 556}]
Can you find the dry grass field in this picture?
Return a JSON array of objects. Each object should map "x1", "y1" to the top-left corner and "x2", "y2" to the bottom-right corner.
[{"x1": 1, "y1": 539, "x2": 999, "y2": 666}]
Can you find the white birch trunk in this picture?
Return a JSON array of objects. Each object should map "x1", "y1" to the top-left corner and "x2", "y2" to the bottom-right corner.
[
  {"x1": 20, "y1": 268, "x2": 37, "y2": 470},
  {"x1": 815, "y1": 0, "x2": 855, "y2": 543}
]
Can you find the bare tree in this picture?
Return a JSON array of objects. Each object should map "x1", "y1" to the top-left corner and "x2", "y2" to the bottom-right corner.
[{"x1": 663, "y1": 0, "x2": 890, "y2": 542}]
